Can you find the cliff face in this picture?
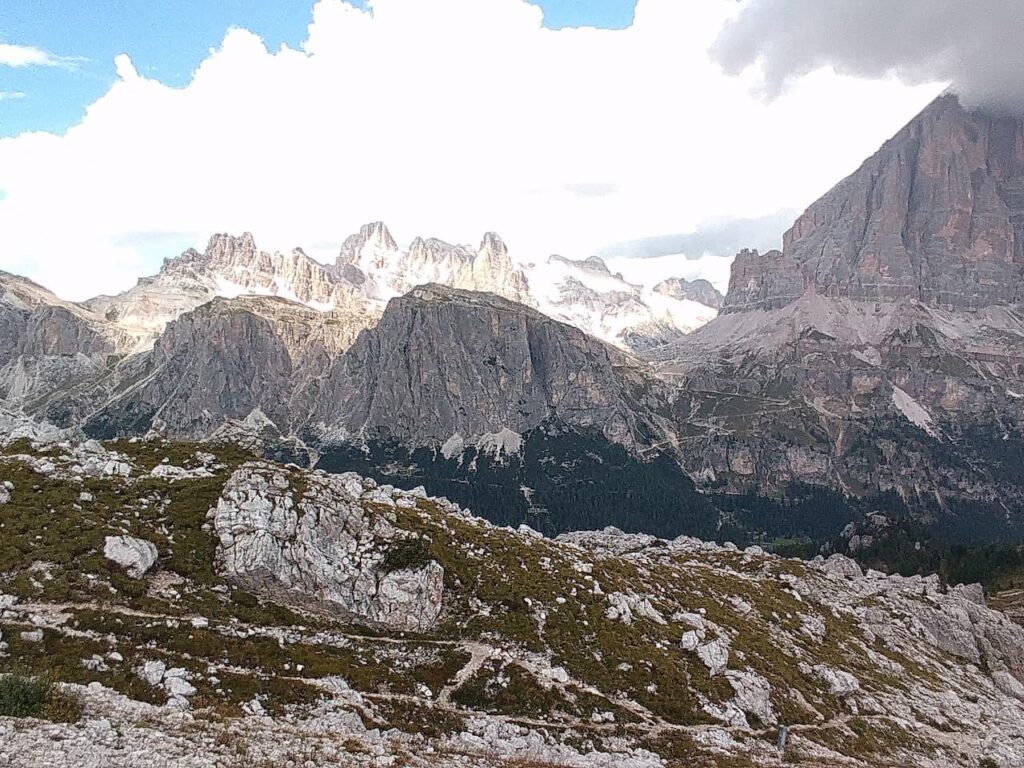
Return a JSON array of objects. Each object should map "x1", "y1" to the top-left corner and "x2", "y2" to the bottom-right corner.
[
  {"x1": 646, "y1": 96, "x2": 1024, "y2": 515},
  {"x1": 304, "y1": 284, "x2": 672, "y2": 451},
  {"x1": 726, "y1": 95, "x2": 1024, "y2": 312},
  {"x1": 0, "y1": 271, "x2": 135, "y2": 412},
  {"x1": 653, "y1": 277, "x2": 725, "y2": 310},
  {"x1": 82, "y1": 297, "x2": 375, "y2": 440}
]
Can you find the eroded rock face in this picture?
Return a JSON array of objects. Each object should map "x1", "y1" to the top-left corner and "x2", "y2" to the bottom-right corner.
[
  {"x1": 726, "y1": 94, "x2": 1024, "y2": 312},
  {"x1": 644, "y1": 97, "x2": 1024, "y2": 513},
  {"x1": 82, "y1": 297, "x2": 374, "y2": 440},
  {"x1": 337, "y1": 223, "x2": 532, "y2": 307},
  {"x1": 653, "y1": 277, "x2": 724, "y2": 310},
  {"x1": 211, "y1": 462, "x2": 444, "y2": 632},
  {"x1": 305, "y1": 284, "x2": 675, "y2": 453}
]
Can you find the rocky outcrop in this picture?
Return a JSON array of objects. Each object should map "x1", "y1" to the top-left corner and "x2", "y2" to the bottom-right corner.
[
  {"x1": 653, "y1": 277, "x2": 724, "y2": 310},
  {"x1": 725, "y1": 94, "x2": 1024, "y2": 312},
  {"x1": 304, "y1": 284, "x2": 674, "y2": 453},
  {"x1": 211, "y1": 462, "x2": 444, "y2": 632}
]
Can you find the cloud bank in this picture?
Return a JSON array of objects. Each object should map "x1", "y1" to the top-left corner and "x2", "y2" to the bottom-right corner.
[
  {"x1": 597, "y1": 210, "x2": 796, "y2": 260},
  {"x1": 711, "y1": 0, "x2": 1024, "y2": 113},
  {"x1": 0, "y1": 0, "x2": 942, "y2": 300}
]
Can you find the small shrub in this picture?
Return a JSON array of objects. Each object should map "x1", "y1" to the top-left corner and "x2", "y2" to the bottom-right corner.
[
  {"x1": 0, "y1": 673, "x2": 83, "y2": 722},
  {"x1": 43, "y1": 688, "x2": 85, "y2": 723},
  {"x1": 230, "y1": 589, "x2": 260, "y2": 608},
  {"x1": 379, "y1": 538, "x2": 433, "y2": 574},
  {"x1": 0, "y1": 673, "x2": 47, "y2": 717}
]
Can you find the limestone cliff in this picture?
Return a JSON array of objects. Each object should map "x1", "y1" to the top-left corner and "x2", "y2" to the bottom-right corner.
[{"x1": 726, "y1": 94, "x2": 1024, "y2": 312}]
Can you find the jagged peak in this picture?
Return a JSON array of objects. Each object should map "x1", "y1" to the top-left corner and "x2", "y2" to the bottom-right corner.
[
  {"x1": 358, "y1": 221, "x2": 398, "y2": 250},
  {"x1": 548, "y1": 254, "x2": 611, "y2": 275},
  {"x1": 478, "y1": 231, "x2": 508, "y2": 257},
  {"x1": 206, "y1": 231, "x2": 258, "y2": 256},
  {"x1": 338, "y1": 221, "x2": 398, "y2": 265}
]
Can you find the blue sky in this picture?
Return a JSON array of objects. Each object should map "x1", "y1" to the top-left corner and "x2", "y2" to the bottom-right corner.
[{"x1": 0, "y1": 0, "x2": 636, "y2": 137}]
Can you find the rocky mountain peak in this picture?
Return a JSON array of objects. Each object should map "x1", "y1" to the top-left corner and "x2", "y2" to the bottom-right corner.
[
  {"x1": 205, "y1": 232, "x2": 259, "y2": 263},
  {"x1": 478, "y1": 231, "x2": 508, "y2": 259},
  {"x1": 305, "y1": 280, "x2": 667, "y2": 451},
  {"x1": 337, "y1": 222, "x2": 399, "y2": 267},
  {"x1": 653, "y1": 277, "x2": 725, "y2": 310},
  {"x1": 724, "y1": 94, "x2": 1024, "y2": 313}
]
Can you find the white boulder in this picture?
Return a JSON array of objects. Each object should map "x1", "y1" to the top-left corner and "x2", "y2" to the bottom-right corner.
[{"x1": 104, "y1": 536, "x2": 159, "y2": 579}]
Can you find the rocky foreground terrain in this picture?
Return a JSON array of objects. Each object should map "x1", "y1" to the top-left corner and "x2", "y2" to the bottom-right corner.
[{"x1": 1, "y1": 435, "x2": 1023, "y2": 767}]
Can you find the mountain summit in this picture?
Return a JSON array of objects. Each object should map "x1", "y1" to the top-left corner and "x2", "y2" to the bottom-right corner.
[
  {"x1": 727, "y1": 95, "x2": 1024, "y2": 312},
  {"x1": 646, "y1": 95, "x2": 1024, "y2": 527}
]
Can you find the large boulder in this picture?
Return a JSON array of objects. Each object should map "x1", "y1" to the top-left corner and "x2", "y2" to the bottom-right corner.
[
  {"x1": 211, "y1": 462, "x2": 444, "y2": 632},
  {"x1": 103, "y1": 536, "x2": 158, "y2": 578}
]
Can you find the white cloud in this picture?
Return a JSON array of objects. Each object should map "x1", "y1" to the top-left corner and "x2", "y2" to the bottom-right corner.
[
  {"x1": 0, "y1": 43, "x2": 82, "y2": 69},
  {"x1": 0, "y1": 91, "x2": 26, "y2": 100},
  {"x1": 0, "y1": 0, "x2": 943, "y2": 300}
]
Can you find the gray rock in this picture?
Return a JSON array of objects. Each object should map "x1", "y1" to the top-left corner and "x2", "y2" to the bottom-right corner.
[
  {"x1": 950, "y1": 583, "x2": 986, "y2": 605},
  {"x1": 104, "y1": 536, "x2": 158, "y2": 579},
  {"x1": 304, "y1": 284, "x2": 675, "y2": 454},
  {"x1": 820, "y1": 554, "x2": 864, "y2": 580},
  {"x1": 811, "y1": 665, "x2": 860, "y2": 697},
  {"x1": 697, "y1": 638, "x2": 730, "y2": 676},
  {"x1": 137, "y1": 660, "x2": 166, "y2": 686},
  {"x1": 653, "y1": 277, "x2": 724, "y2": 309},
  {"x1": 725, "y1": 670, "x2": 776, "y2": 725},
  {"x1": 212, "y1": 462, "x2": 444, "y2": 632}
]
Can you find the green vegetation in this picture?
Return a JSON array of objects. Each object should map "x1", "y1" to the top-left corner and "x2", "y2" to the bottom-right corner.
[
  {"x1": 379, "y1": 537, "x2": 433, "y2": 574},
  {"x1": 0, "y1": 672, "x2": 83, "y2": 723},
  {"x1": 0, "y1": 433, "x2": 1010, "y2": 762}
]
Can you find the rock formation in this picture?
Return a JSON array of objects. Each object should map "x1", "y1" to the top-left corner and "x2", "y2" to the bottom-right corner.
[
  {"x1": 645, "y1": 95, "x2": 1024, "y2": 522},
  {"x1": 725, "y1": 94, "x2": 1024, "y2": 312},
  {"x1": 303, "y1": 284, "x2": 674, "y2": 453},
  {"x1": 82, "y1": 296, "x2": 374, "y2": 440},
  {"x1": 212, "y1": 462, "x2": 444, "y2": 632},
  {"x1": 653, "y1": 276, "x2": 725, "y2": 310},
  {"x1": 526, "y1": 255, "x2": 718, "y2": 351}
]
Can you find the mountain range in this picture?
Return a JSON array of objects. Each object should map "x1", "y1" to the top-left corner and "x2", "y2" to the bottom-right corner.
[{"x1": 3, "y1": 93, "x2": 1024, "y2": 547}]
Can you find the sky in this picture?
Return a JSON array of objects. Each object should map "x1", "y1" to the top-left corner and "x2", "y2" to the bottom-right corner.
[{"x1": 0, "y1": 0, "x2": 946, "y2": 300}]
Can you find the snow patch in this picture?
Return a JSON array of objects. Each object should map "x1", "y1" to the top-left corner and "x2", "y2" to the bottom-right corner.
[
  {"x1": 475, "y1": 428, "x2": 523, "y2": 461},
  {"x1": 891, "y1": 386, "x2": 938, "y2": 438},
  {"x1": 441, "y1": 433, "x2": 465, "y2": 460}
]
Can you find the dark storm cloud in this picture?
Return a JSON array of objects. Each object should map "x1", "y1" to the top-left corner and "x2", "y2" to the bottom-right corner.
[
  {"x1": 596, "y1": 209, "x2": 795, "y2": 260},
  {"x1": 710, "y1": 0, "x2": 1024, "y2": 113}
]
